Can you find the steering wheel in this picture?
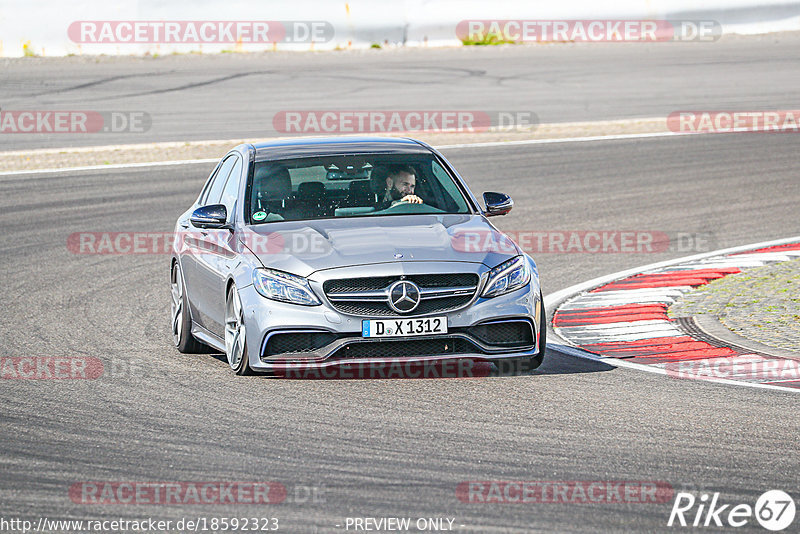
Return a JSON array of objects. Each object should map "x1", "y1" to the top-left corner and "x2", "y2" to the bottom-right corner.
[{"x1": 376, "y1": 201, "x2": 445, "y2": 215}]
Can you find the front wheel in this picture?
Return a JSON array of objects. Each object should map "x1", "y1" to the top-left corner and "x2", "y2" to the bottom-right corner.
[
  {"x1": 225, "y1": 284, "x2": 255, "y2": 376},
  {"x1": 532, "y1": 292, "x2": 547, "y2": 368}
]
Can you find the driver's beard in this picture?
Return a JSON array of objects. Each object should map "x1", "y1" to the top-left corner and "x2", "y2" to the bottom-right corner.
[{"x1": 390, "y1": 187, "x2": 405, "y2": 201}]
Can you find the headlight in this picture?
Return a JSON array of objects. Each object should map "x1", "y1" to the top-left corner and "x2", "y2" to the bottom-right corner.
[
  {"x1": 252, "y1": 268, "x2": 321, "y2": 306},
  {"x1": 482, "y1": 256, "x2": 531, "y2": 298}
]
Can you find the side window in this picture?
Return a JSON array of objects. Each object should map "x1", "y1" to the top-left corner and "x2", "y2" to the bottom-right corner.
[
  {"x1": 219, "y1": 157, "x2": 243, "y2": 219},
  {"x1": 431, "y1": 160, "x2": 468, "y2": 212},
  {"x1": 203, "y1": 156, "x2": 238, "y2": 205},
  {"x1": 199, "y1": 163, "x2": 222, "y2": 205}
]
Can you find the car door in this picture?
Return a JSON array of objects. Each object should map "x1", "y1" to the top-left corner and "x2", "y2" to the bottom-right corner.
[
  {"x1": 198, "y1": 155, "x2": 244, "y2": 338},
  {"x1": 181, "y1": 154, "x2": 238, "y2": 336}
]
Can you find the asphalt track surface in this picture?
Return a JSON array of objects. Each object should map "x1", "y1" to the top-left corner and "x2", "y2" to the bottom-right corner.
[
  {"x1": 3, "y1": 33, "x2": 800, "y2": 149},
  {"x1": 2, "y1": 42, "x2": 800, "y2": 533},
  {"x1": 2, "y1": 132, "x2": 799, "y2": 532}
]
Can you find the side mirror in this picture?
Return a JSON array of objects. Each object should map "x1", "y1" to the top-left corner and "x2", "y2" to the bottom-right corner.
[
  {"x1": 483, "y1": 192, "x2": 513, "y2": 216},
  {"x1": 190, "y1": 204, "x2": 228, "y2": 229}
]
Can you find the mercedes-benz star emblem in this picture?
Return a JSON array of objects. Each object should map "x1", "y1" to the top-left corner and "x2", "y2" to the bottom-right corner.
[{"x1": 388, "y1": 280, "x2": 421, "y2": 313}]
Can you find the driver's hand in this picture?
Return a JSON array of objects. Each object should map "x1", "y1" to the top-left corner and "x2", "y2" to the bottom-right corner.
[{"x1": 400, "y1": 194, "x2": 423, "y2": 204}]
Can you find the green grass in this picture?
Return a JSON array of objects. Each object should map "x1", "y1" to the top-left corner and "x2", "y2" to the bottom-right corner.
[
  {"x1": 22, "y1": 41, "x2": 38, "y2": 57},
  {"x1": 461, "y1": 34, "x2": 517, "y2": 46}
]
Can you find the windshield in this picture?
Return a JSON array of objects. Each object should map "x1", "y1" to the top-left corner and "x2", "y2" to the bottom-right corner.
[{"x1": 247, "y1": 154, "x2": 472, "y2": 224}]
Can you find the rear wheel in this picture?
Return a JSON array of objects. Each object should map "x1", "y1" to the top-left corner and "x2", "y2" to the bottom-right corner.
[
  {"x1": 171, "y1": 262, "x2": 205, "y2": 353},
  {"x1": 225, "y1": 284, "x2": 254, "y2": 376}
]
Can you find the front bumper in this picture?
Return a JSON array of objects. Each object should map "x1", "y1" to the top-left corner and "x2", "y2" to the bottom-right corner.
[{"x1": 239, "y1": 261, "x2": 542, "y2": 372}]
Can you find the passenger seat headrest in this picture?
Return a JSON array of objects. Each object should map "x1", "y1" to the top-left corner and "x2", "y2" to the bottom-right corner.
[
  {"x1": 370, "y1": 166, "x2": 390, "y2": 193},
  {"x1": 298, "y1": 181, "x2": 325, "y2": 198},
  {"x1": 254, "y1": 165, "x2": 291, "y2": 199}
]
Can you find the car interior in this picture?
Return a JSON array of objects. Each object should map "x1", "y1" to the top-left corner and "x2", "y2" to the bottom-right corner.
[{"x1": 249, "y1": 157, "x2": 467, "y2": 223}]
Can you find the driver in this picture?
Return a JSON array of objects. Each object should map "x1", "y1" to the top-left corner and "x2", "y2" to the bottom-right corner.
[{"x1": 378, "y1": 165, "x2": 424, "y2": 209}]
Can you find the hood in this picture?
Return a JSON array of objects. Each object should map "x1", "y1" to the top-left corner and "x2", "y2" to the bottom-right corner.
[{"x1": 239, "y1": 214, "x2": 520, "y2": 278}]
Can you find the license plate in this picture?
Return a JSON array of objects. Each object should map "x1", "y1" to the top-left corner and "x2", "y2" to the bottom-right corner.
[{"x1": 362, "y1": 316, "x2": 448, "y2": 338}]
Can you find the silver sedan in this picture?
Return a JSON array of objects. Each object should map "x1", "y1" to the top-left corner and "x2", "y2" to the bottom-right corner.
[{"x1": 170, "y1": 137, "x2": 545, "y2": 376}]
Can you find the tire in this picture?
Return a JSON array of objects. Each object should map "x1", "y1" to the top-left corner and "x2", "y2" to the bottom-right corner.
[
  {"x1": 171, "y1": 262, "x2": 206, "y2": 353},
  {"x1": 532, "y1": 291, "x2": 547, "y2": 368},
  {"x1": 224, "y1": 284, "x2": 255, "y2": 376}
]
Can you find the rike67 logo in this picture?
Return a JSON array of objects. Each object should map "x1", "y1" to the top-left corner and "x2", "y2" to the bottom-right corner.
[{"x1": 668, "y1": 490, "x2": 795, "y2": 531}]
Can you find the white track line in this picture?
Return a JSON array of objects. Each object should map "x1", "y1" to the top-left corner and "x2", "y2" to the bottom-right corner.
[
  {"x1": 544, "y1": 236, "x2": 800, "y2": 394},
  {"x1": 561, "y1": 287, "x2": 691, "y2": 309},
  {"x1": 0, "y1": 130, "x2": 701, "y2": 177},
  {"x1": 436, "y1": 131, "x2": 699, "y2": 150},
  {"x1": 0, "y1": 158, "x2": 219, "y2": 177},
  {"x1": 549, "y1": 343, "x2": 798, "y2": 393}
]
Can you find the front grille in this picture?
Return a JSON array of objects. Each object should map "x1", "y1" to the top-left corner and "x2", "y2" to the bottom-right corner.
[
  {"x1": 325, "y1": 273, "x2": 478, "y2": 294},
  {"x1": 323, "y1": 273, "x2": 480, "y2": 317},
  {"x1": 469, "y1": 320, "x2": 534, "y2": 348},
  {"x1": 264, "y1": 331, "x2": 338, "y2": 357},
  {"x1": 330, "y1": 296, "x2": 474, "y2": 317},
  {"x1": 329, "y1": 337, "x2": 478, "y2": 360}
]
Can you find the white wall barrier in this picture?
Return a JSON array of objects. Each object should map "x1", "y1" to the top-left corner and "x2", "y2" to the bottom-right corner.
[{"x1": 0, "y1": 0, "x2": 798, "y2": 57}]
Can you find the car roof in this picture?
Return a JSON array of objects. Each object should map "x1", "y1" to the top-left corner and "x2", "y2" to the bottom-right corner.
[{"x1": 252, "y1": 136, "x2": 434, "y2": 161}]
